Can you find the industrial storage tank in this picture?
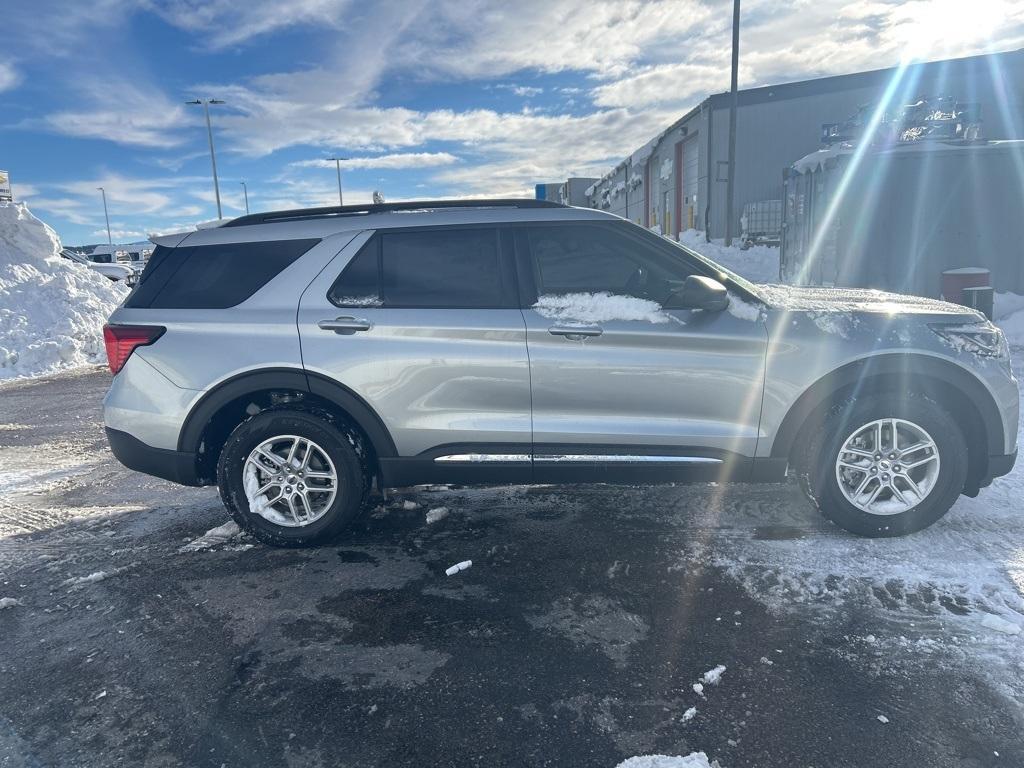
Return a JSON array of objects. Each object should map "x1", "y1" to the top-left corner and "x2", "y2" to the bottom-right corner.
[{"x1": 780, "y1": 139, "x2": 1024, "y2": 296}]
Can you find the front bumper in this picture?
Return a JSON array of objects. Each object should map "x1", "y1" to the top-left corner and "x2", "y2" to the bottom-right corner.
[
  {"x1": 982, "y1": 449, "x2": 1017, "y2": 487},
  {"x1": 105, "y1": 427, "x2": 202, "y2": 486}
]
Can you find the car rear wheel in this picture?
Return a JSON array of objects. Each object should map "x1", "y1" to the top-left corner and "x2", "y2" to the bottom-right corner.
[
  {"x1": 217, "y1": 409, "x2": 369, "y2": 547},
  {"x1": 799, "y1": 393, "x2": 968, "y2": 537}
]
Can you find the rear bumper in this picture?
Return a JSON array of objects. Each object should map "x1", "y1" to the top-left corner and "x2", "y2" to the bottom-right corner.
[{"x1": 105, "y1": 427, "x2": 202, "y2": 486}]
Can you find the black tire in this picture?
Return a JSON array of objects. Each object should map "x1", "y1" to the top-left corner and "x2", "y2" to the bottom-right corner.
[
  {"x1": 216, "y1": 408, "x2": 370, "y2": 547},
  {"x1": 797, "y1": 392, "x2": 968, "y2": 537}
]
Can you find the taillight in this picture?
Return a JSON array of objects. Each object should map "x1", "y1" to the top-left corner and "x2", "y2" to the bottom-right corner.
[{"x1": 103, "y1": 325, "x2": 165, "y2": 374}]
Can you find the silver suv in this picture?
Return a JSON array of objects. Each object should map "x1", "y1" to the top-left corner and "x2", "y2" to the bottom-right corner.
[{"x1": 102, "y1": 199, "x2": 1018, "y2": 546}]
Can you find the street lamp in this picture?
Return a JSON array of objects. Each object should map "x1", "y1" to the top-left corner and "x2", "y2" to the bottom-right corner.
[
  {"x1": 724, "y1": 0, "x2": 741, "y2": 246},
  {"x1": 97, "y1": 187, "x2": 112, "y2": 246},
  {"x1": 239, "y1": 181, "x2": 249, "y2": 214},
  {"x1": 326, "y1": 157, "x2": 348, "y2": 206},
  {"x1": 186, "y1": 98, "x2": 226, "y2": 220}
]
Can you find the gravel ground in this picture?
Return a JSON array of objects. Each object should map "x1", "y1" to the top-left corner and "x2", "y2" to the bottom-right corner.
[{"x1": 0, "y1": 367, "x2": 1021, "y2": 767}]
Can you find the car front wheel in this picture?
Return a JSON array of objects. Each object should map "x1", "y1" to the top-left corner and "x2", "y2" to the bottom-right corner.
[{"x1": 800, "y1": 393, "x2": 968, "y2": 537}]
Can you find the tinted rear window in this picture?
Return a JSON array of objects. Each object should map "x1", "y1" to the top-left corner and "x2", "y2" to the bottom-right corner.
[
  {"x1": 328, "y1": 228, "x2": 510, "y2": 308},
  {"x1": 125, "y1": 239, "x2": 320, "y2": 309}
]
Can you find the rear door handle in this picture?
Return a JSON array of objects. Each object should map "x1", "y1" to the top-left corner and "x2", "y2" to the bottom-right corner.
[
  {"x1": 548, "y1": 325, "x2": 603, "y2": 341},
  {"x1": 318, "y1": 317, "x2": 372, "y2": 334}
]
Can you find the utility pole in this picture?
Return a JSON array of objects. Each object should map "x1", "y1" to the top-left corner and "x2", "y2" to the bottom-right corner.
[
  {"x1": 239, "y1": 181, "x2": 249, "y2": 214},
  {"x1": 326, "y1": 157, "x2": 347, "y2": 205},
  {"x1": 724, "y1": 0, "x2": 740, "y2": 247},
  {"x1": 187, "y1": 98, "x2": 226, "y2": 219},
  {"x1": 97, "y1": 187, "x2": 112, "y2": 245}
]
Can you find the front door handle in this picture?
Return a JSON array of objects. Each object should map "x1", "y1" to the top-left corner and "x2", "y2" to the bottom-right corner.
[
  {"x1": 318, "y1": 317, "x2": 372, "y2": 334},
  {"x1": 548, "y1": 325, "x2": 603, "y2": 341}
]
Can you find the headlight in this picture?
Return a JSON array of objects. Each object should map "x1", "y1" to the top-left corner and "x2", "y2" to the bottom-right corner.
[{"x1": 930, "y1": 322, "x2": 1009, "y2": 360}]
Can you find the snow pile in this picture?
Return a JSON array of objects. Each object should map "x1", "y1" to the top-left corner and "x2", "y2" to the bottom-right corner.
[
  {"x1": 533, "y1": 293, "x2": 669, "y2": 324},
  {"x1": 615, "y1": 753, "x2": 713, "y2": 768},
  {"x1": 0, "y1": 597, "x2": 22, "y2": 609},
  {"x1": 678, "y1": 229, "x2": 780, "y2": 284},
  {"x1": 994, "y1": 291, "x2": 1024, "y2": 347},
  {"x1": 0, "y1": 202, "x2": 128, "y2": 379}
]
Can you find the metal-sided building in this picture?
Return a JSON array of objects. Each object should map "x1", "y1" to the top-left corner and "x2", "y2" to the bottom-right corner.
[
  {"x1": 580, "y1": 48, "x2": 1024, "y2": 241},
  {"x1": 535, "y1": 177, "x2": 599, "y2": 207}
]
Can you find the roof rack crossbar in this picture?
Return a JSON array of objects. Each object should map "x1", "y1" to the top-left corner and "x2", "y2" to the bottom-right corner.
[{"x1": 223, "y1": 198, "x2": 565, "y2": 227}]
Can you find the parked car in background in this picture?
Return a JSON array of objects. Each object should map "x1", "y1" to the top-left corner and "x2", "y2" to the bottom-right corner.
[
  {"x1": 60, "y1": 249, "x2": 141, "y2": 283},
  {"x1": 102, "y1": 200, "x2": 1017, "y2": 546}
]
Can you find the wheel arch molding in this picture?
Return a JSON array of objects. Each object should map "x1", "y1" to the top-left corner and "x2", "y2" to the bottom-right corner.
[
  {"x1": 178, "y1": 368, "x2": 397, "y2": 479},
  {"x1": 771, "y1": 353, "x2": 1005, "y2": 462}
]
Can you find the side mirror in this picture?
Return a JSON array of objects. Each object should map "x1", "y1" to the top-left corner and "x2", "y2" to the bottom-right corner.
[{"x1": 664, "y1": 275, "x2": 730, "y2": 312}]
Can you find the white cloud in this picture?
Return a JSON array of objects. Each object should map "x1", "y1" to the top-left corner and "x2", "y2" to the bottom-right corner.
[
  {"x1": 148, "y1": 0, "x2": 359, "y2": 49},
  {"x1": 293, "y1": 152, "x2": 460, "y2": 170},
  {"x1": 36, "y1": 78, "x2": 191, "y2": 148},
  {"x1": 0, "y1": 62, "x2": 21, "y2": 92},
  {"x1": 10, "y1": 183, "x2": 38, "y2": 199},
  {"x1": 93, "y1": 228, "x2": 146, "y2": 240}
]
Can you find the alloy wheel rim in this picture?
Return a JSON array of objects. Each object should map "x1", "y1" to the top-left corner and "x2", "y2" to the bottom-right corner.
[
  {"x1": 834, "y1": 418, "x2": 940, "y2": 516},
  {"x1": 242, "y1": 435, "x2": 338, "y2": 527}
]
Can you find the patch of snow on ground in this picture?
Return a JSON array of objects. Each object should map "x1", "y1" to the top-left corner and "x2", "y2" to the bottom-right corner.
[
  {"x1": 180, "y1": 520, "x2": 242, "y2": 552},
  {"x1": 425, "y1": 507, "x2": 449, "y2": 524},
  {"x1": 678, "y1": 229, "x2": 779, "y2": 284},
  {"x1": 533, "y1": 293, "x2": 669, "y2": 324},
  {"x1": 995, "y1": 293, "x2": 1024, "y2": 348},
  {"x1": 701, "y1": 665, "x2": 726, "y2": 685},
  {"x1": 681, "y1": 349, "x2": 1024, "y2": 704},
  {"x1": 0, "y1": 597, "x2": 22, "y2": 609},
  {"x1": 615, "y1": 752, "x2": 713, "y2": 768},
  {"x1": 681, "y1": 706, "x2": 697, "y2": 722},
  {"x1": 62, "y1": 571, "x2": 110, "y2": 587},
  {"x1": 0, "y1": 202, "x2": 128, "y2": 379}
]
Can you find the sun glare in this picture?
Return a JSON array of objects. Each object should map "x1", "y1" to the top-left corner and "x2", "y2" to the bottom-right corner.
[{"x1": 894, "y1": 0, "x2": 1008, "y2": 61}]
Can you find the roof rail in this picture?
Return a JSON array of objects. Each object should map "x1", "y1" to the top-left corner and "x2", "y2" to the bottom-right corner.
[{"x1": 222, "y1": 198, "x2": 565, "y2": 228}]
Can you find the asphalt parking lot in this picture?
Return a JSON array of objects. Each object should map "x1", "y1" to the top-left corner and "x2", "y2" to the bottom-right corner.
[{"x1": 1, "y1": 369, "x2": 1022, "y2": 767}]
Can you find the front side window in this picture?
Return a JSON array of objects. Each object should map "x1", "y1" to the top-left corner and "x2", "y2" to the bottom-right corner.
[
  {"x1": 524, "y1": 224, "x2": 692, "y2": 304},
  {"x1": 329, "y1": 228, "x2": 508, "y2": 308}
]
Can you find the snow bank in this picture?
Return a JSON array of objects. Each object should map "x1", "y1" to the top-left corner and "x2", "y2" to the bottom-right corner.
[
  {"x1": 615, "y1": 753, "x2": 713, "y2": 768},
  {"x1": 533, "y1": 293, "x2": 668, "y2": 324},
  {"x1": 678, "y1": 229, "x2": 779, "y2": 284},
  {"x1": 994, "y1": 292, "x2": 1024, "y2": 347},
  {"x1": 0, "y1": 202, "x2": 128, "y2": 379}
]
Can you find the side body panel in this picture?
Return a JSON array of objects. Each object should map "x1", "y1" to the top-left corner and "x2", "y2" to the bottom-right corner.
[
  {"x1": 296, "y1": 232, "x2": 532, "y2": 457},
  {"x1": 523, "y1": 307, "x2": 769, "y2": 456}
]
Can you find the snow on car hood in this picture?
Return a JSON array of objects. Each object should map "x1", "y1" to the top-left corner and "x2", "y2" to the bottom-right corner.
[{"x1": 758, "y1": 284, "x2": 981, "y2": 317}]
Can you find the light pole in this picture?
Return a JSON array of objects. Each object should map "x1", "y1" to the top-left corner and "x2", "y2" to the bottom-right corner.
[
  {"x1": 239, "y1": 181, "x2": 249, "y2": 214},
  {"x1": 724, "y1": 0, "x2": 741, "y2": 246},
  {"x1": 187, "y1": 98, "x2": 226, "y2": 219},
  {"x1": 326, "y1": 157, "x2": 348, "y2": 205},
  {"x1": 97, "y1": 187, "x2": 112, "y2": 245}
]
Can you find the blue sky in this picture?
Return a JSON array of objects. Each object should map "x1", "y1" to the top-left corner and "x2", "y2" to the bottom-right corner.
[{"x1": 2, "y1": 0, "x2": 1021, "y2": 244}]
